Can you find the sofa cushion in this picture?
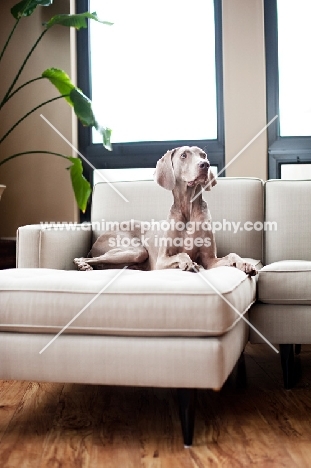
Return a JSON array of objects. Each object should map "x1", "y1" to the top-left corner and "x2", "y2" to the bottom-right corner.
[
  {"x1": 264, "y1": 180, "x2": 311, "y2": 264},
  {"x1": 0, "y1": 265, "x2": 257, "y2": 337},
  {"x1": 257, "y1": 260, "x2": 311, "y2": 304}
]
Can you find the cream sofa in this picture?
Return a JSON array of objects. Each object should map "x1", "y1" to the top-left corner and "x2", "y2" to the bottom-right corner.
[
  {"x1": 249, "y1": 179, "x2": 311, "y2": 388},
  {"x1": 0, "y1": 177, "x2": 310, "y2": 446}
]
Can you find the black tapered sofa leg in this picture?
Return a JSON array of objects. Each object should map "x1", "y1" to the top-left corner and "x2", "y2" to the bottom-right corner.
[
  {"x1": 177, "y1": 388, "x2": 197, "y2": 447},
  {"x1": 279, "y1": 344, "x2": 295, "y2": 389},
  {"x1": 295, "y1": 344, "x2": 301, "y2": 355}
]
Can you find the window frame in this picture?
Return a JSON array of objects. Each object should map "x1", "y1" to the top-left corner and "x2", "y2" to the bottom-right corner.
[
  {"x1": 265, "y1": 0, "x2": 311, "y2": 179},
  {"x1": 76, "y1": 0, "x2": 225, "y2": 184}
]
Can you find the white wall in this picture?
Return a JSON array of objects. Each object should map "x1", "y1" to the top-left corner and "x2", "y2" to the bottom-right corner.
[{"x1": 222, "y1": 0, "x2": 267, "y2": 179}]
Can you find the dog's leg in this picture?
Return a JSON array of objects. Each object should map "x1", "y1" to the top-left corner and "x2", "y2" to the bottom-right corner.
[
  {"x1": 204, "y1": 253, "x2": 257, "y2": 276},
  {"x1": 156, "y1": 252, "x2": 200, "y2": 272},
  {"x1": 74, "y1": 246, "x2": 148, "y2": 271}
]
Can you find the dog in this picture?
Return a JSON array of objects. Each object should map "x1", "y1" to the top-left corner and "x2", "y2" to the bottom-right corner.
[{"x1": 74, "y1": 146, "x2": 257, "y2": 276}]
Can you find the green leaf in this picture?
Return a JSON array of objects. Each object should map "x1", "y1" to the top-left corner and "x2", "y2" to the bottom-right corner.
[
  {"x1": 70, "y1": 88, "x2": 96, "y2": 126},
  {"x1": 68, "y1": 157, "x2": 91, "y2": 213},
  {"x1": 102, "y1": 127, "x2": 112, "y2": 151},
  {"x1": 70, "y1": 89, "x2": 112, "y2": 151},
  {"x1": 95, "y1": 124, "x2": 113, "y2": 151},
  {"x1": 11, "y1": 0, "x2": 52, "y2": 19},
  {"x1": 42, "y1": 68, "x2": 75, "y2": 105},
  {"x1": 43, "y1": 71, "x2": 112, "y2": 151},
  {"x1": 46, "y1": 11, "x2": 113, "y2": 30}
]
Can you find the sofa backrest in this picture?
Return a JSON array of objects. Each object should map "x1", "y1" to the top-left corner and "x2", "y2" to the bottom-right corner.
[
  {"x1": 91, "y1": 177, "x2": 264, "y2": 260},
  {"x1": 264, "y1": 179, "x2": 311, "y2": 264},
  {"x1": 205, "y1": 178, "x2": 264, "y2": 260}
]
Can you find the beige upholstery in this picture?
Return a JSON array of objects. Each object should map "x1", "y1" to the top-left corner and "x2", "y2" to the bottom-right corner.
[
  {"x1": 264, "y1": 179, "x2": 311, "y2": 264},
  {"x1": 0, "y1": 267, "x2": 257, "y2": 337},
  {"x1": 17, "y1": 223, "x2": 92, "y2": 269},
  {"x1": 257, "y1": 261, "x2": 311, "y2": 304},
  {"x1": 249, "y1": 304, "x2": 311, "y2": 344},
  {"x1": 249, "y1": 179, "x2": 311, "y2": 350},
  {"x1": 0, "y1": 320, "x2": 248, "y2": 389},
  {"x1": 204, "y1": 177, "x2": 264, "y2": 259}
]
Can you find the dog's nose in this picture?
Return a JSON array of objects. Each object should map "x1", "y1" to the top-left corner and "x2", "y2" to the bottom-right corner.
[{"x1": 199, "y1": 161, "x2": 209, "y2": 170}]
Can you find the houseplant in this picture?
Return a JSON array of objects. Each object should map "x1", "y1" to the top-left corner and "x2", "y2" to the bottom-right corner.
[{"x1": 0, "y1": 0, "x2": 112, "y2": 212}]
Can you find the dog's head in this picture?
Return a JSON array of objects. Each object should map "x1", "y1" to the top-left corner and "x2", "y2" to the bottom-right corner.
[{"x1": 154, "y1": 146, "x2": 217, "y2": 191}]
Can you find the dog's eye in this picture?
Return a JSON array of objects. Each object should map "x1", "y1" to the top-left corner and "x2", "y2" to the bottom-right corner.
[{"x1": 180, "y1": 152, "x2": 187, "y2": 159}]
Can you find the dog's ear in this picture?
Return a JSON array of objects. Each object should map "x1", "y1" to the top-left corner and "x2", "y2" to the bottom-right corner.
[
  {"x1": 204, "y1": 170, "x2": 217, "y2": 191},
  {"x1": 154, "y1": 148, "x2": 177, "y2": 190}
]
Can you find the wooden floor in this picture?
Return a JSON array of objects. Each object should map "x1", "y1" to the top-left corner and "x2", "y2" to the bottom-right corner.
[{"x1": 1, "y1": 343, "x2": 311, "y2": 467}]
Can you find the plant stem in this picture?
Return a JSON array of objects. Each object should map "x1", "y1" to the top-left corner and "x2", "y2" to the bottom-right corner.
[
  {"x1": 2, "y1": 77, "x2": 45, "y2": 107},
  {"x1": 0, "y1": 95, "x2": 69, "y2": 145},
  {"x1": 0, "y1": 0, "x2": 45, "y2": 66},
  {"x1": 0, "y1": 18, "x2": 21, "y2": 65},
  {"x1": 0, "y1": 151, "x2": 70, "y2": 168},
  {"x1": 0, "y1": 29, "x2": 48, "y2": 109}
]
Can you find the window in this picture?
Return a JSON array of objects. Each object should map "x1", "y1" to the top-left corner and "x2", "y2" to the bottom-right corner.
[
  {"x1": 281, "y1": 164, "x2": 311, "y2": 180},
  {"x1": 277, "y1": 0, "x2": 311, "y2": 137},
  {"x1": 76, "y1": 0, "x2": 224, "y2": 184},
  {"x1": 265, "y1": 0, "x2": 311, "y2": 178},
  {"x1": 90, "y1": 0, "x2": 218, "y2": 144}
]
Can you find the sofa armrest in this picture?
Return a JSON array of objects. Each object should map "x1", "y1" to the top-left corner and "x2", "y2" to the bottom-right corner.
[{"x1": 17, "y1": 224, "x2": 92, "y2": 270}]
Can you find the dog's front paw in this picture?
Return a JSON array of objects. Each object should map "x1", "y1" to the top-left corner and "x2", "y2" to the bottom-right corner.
[
  {"x1": 227, "y1": 253, "x2": 257, "y2": 277},
  {"x1": 245, "y1": 263, "x2": 258, "y2": 276},
  {"x1": 178, "y1": 253, "x2": 199, "y2": 273},
  {"x1": 73, "y1": 258, "x2": 93, "y2": 271},
  {"x1": 234, "y1": 260, "x2": 257, "y2": 277}
]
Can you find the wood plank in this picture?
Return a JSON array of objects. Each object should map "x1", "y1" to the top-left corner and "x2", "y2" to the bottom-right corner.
[
  {"x1": 90, "y1": 385, "x2": 148, "y2": 468},
  {"x1": 40, "y1": 383, "x2": 96, "y2": 468},
  {"x1": 0, "y1": 380, "x2": 29, "y2": 444},
  {"x1": 0, "y1": 382, "x2": 64, "y2": 468}
]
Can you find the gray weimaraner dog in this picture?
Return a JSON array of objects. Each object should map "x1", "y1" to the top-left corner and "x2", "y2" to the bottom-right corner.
[{"x1": 74, "y1": 146, "x2": 257, "y2": 276}]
